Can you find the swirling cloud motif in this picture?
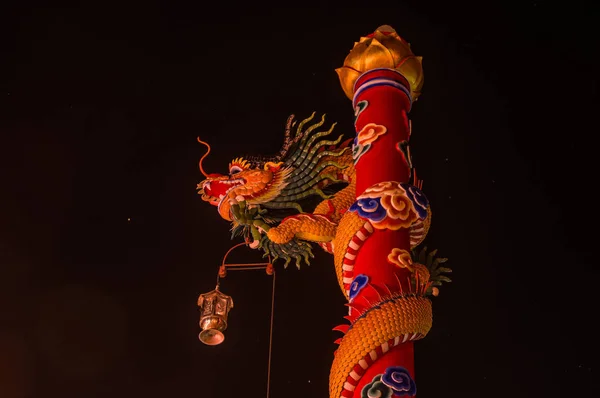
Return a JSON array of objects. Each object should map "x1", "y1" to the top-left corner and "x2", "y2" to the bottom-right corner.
[
  {"x1": 349, "y1": 274, "x2": 369, "y2": 301},
  {"x1": 349, "y1": 197, "x2": 387, "y2": 222},
  {"x1": 361, "y1": 375, "x2": 394, "y2": 398},
  {"x1": 403, "y1": 183, "x2": 428, "y2": 219},
  {"x1": 352, "y1": 123, "x2": 387, "y2": 165},
  {"x1": 381, "y1": 366, "x2": 417, "y2": 396},
  {"x1": 349, "y1": 181, "x2": 427, "y2": 230},
  {"x1": 357, "y1": 123, "x2": 387, "y2": 146},
  {"x1": 387, "y1": 248, "x2": 414, "y2": 272},
  {"x1": 354, "y1": 100, "x2": 369, "y2": 125},
  {"x1": 352, "y1": 139, "x2": 371, "y2": 165}
]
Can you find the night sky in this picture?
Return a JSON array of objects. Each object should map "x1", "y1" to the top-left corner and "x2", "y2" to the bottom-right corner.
[{"x1": 1, "y1": 1, "x2": 599, "y2": 397}]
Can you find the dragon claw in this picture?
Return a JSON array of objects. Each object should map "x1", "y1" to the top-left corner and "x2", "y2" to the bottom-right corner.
[
  {"x1": 302, "y1": 251, "x2": 311, "y2": 265},
  {"x1": 283, "y1": 256, "x2": 291, "y2": 268}
]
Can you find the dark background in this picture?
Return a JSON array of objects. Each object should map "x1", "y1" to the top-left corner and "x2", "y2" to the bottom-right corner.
[{"x1": 1, "y1": 1, "x2": 598, "y2": 397}]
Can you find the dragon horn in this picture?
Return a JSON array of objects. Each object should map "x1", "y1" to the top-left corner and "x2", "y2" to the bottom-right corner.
[
  {"x1": 197, "y1": 137, "x2": 212, "y2": 178},
  {"x1": 285, "y1": 114, "x2": 295, "y2": 137}
]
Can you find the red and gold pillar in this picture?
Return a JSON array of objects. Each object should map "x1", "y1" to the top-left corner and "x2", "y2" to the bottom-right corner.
[{"x1": 330, "y1": 25, "x2": 431, "y2": 398}]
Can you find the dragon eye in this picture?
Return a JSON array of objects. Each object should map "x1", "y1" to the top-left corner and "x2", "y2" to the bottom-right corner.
[{"x1": 230, "y1": 166, "x2": 242, "y2": 175}]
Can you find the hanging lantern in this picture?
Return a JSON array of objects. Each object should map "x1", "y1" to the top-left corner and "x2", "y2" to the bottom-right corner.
[{"x1": 197, "y1": 286, "x2": 234, "y2": 346}]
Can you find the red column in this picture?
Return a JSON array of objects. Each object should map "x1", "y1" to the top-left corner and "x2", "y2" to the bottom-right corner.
[
  {"x1": 331, "y1": 25, "x2": 428, "y2": 398},
  {"x1": 350, "y1": 69, "x2": 416, "y2": 396}
]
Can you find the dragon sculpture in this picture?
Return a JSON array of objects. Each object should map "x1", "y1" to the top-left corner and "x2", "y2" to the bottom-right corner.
[{"x1": 197, "y1": 110, "x2": 451, "y2": 397}]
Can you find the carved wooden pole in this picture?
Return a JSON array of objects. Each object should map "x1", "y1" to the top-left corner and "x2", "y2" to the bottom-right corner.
[{"x1": 330, "y1": 25, "x2": 430, "y2": 398}]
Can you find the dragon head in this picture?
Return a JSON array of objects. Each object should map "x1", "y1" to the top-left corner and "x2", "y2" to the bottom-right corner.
[
  {"x1": 196, "y1": 139, "x2": 291, "y2": 221},
  {"x1": 195, "y1": 113, "x2": 353, "y2": 268}
]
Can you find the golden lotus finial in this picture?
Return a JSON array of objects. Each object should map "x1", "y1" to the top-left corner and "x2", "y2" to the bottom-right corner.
[{"x1": 336, "y1": 25, "x2": 424, "y2": 101}]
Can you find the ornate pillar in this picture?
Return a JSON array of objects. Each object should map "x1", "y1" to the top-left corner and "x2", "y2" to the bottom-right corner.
[{"x1": 330, "y1": 25, "x2": 431, "y2": 398}]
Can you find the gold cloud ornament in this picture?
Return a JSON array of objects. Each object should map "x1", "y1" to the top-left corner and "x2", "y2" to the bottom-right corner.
[
  {"x1": 388, "y1": 248, "x2": 414, "y2": 272},
  {"x1": 336, "y1": 25, "x2": 424, "y2": 101}
]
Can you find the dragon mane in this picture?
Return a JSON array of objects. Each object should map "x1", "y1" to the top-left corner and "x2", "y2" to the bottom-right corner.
[
  {"x1": 230, "y1": 112, "x2": 352, "y2": 264},
  {"x1": 242, "y1": 112, "x2": 350, "y2": 216}
]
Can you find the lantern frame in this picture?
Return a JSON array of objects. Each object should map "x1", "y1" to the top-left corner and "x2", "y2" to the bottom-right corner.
[{"x1": 197, "y1": 242, "x2": 274, "y2": 345}]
